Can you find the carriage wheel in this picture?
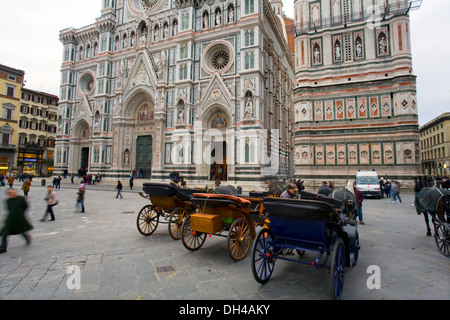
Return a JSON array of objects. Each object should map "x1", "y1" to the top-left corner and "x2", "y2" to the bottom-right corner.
[
  {"x1": 168, "y1": 207, "x2": 189, "y2": 240},
  {"x1": 251, "y1": 228, "x2": 276, "y2": 284},
  {"x1": 137, "y1": 205, "x2": 159, "y2": 236},
  {"x1": 330, "y1": 237, "x2": 346, "y2": 300},
  {"x1": 181, "y1": 216, "x2": 206, "y2": 251},
  {"x1": 434, "y1": 223, "x2": 450, "y2": 257},
  {"x1": 228, "y1": 218, "x2": 252, "y2": 261}
]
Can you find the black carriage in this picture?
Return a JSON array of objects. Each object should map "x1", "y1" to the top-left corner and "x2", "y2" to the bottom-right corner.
[
  {"x1": 251, "y1": 197, "x2": 360, "y2": 300},
  {"x1": 137, "y1": 182, "x2": 198, "y2": 240},
  {"x1": 415, "y1": 187, "x2": 450, "y2": 257}
]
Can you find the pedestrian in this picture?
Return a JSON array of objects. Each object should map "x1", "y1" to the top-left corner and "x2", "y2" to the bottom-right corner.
[
  {"x1": 129, "y1": 174, "x2": 134, "y2": 190},
  {"x1": 0, "y1": 188, "x2": 33, "y2": 253},
  {"x1": 280, "y1": 183, "x2": 299, "y2": 199},
  {"x1": 22, "y1": 178, "x2": 31, "y2": 197},
  {"x1": 384, "y1": 180, "x2": 391, "y2": 198},
  {"x1": 115, "y1": 180, "x2": 123, "y2": 199},
  {"x1": 379, "y1": 178, "x2": 385, "y2": 198},
  {"x1": 412, "y1": 177, "x2": 421, "y2": 206},
  {"x1": 318, "y1": 181, "x2": 333, "y2": 196},
  {"x1": 41, "y1": 186, "x2": 58, "y2": 221},
  {"x1": 354, "y1": 185, "x2": 365, "y2": 225},
  {"x1": 76, "y1": 184, "x2": 85, "y2": 213},
  {"x1": 8, "y1": 175, "x2": 15, "y2": 188},
  {"x1": 391, "y1": 181, "x2": 402, "y2": 204}
]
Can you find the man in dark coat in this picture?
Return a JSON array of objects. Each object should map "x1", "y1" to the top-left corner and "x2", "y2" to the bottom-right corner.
[{"x1": 0, "y1": 189, "x2": 33, "y2": 253}]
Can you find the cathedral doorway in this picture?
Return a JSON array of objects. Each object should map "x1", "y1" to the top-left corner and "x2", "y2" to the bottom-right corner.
[
  {"x1": 210, "y1": 141, "x2": 227, "y2": 181},
  {"x1": 81, "y1": 147, "x2": 89, "y2": 170},
  {"x1": 136, "y1": 135, "x2": 152, "y2": 178},
  {"x1": 203, "y1": 108, "x2": 230, "y2": 182}
]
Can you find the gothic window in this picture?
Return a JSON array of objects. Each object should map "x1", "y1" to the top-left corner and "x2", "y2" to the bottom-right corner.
[
  {"x1": 344, "y1": 33, "x2": 352, "y2": 61},
  {"x1": 179, "y1": 64, "x2": 188, "y2": 80},
  {"x1": 245, "y1": 29, "x2": 254, "y2": 46},
  {"x1": 244, "y1": 52, "x2": 254, "y2": 69},
  {"x1": 245, "y1": 0, "x2": 254, "y2": 14},
  {"x1": 179, "y1": 44, "x2": 188, "y2": 59},
  {"x1": 86, "y1": 44, "x2": 91, "y2": 58},
  {"x1": 182, "y1": 12, "x2": 189, "y2": 30}
]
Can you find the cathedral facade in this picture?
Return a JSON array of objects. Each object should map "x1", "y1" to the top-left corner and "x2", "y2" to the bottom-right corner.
[
  {"x1": 292, "y1": 0, "x2": 422, "y2": 184},
  {"x1": 55, "y1": 0, "x2": 295, "y2": 185}
]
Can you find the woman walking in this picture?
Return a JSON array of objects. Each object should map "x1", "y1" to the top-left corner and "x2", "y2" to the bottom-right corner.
[{"x1": 41, "y1": 186, "x2": 58, "y2": 221}]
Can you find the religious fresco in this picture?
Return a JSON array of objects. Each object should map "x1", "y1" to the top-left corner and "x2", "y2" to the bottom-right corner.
[
  {"x1": 137, "y1": 104, "x2": 153, "y2": 122},
  {"x1": 210, "y1": 113, "x2": 227, "y2": 129}
]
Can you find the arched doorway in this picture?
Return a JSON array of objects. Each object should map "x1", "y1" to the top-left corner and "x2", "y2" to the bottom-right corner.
[
  {"x1": 136, "y1": 135, "x2": 152, "y2": 178},
  {"x1": 73, "y1": 120, "x2": 91, "y2": 173},
  {"x1": 204, "y1": 108, "x2": 230, "y2": 182},
  {"x1": 123, "y1": 90, "x2": 156, "y2": 178}
]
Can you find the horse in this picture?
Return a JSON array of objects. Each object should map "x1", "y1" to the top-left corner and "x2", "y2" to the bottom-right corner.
[{"x1": 415, "y1": 187, "x2": 450, "y2": 236}]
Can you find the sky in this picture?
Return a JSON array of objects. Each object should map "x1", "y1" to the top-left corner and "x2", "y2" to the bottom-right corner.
[{"x1": 0, "y1": 0, "x2": 448, "y2": 126}]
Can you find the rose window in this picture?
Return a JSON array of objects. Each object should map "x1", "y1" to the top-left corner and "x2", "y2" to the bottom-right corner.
[
  {"x1": 201, "y1": 41, "x2": 234, "y2": 75},
  {"x1": 141, "y1": 0, "x2": 158, "y2": 10},
  {"x1": 211, "y1": 51, "x2": 230, "y2": 71}
]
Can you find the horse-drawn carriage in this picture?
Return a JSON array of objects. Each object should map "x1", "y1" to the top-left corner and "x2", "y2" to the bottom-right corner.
[
  {"x1": 180, "y1": 189, "x2": 267, "y2": 261},
  {"x1": 415, "y1": 187, "x2": 450, "y2": 257},
  {"x1": 251, "y1": 194, "x2": 360, "y2": 300},
  {"x1": 137, "y1": 182, "x2": 198, "y2": 240}
]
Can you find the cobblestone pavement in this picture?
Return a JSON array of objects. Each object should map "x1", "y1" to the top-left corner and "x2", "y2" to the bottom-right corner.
[{"x1": 0, "y1": 178, "x2": 448, "y2": 301}]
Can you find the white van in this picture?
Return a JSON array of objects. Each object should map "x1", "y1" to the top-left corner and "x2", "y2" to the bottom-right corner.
[{"x1": 356, "y1": 170, "x2": 381, "y2": 198}]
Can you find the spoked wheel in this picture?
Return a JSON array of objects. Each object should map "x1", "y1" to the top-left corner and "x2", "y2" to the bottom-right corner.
[
  {"x1": 168, "y1": 207, "x2": 189, "y2": 240},
  {"x1": 252, "y1": 228, "x2": 276, "y2": 284},
  {"x1": 228, "y1": 218, "x2": 252, "y2": 261},
  {"x1": 330, "y1": 237, "x2": 346, "y2": 300},
  {"x1": 137, "y1": 205, "x2": 159, "y2": 236},
  {"x1": 434, "y1": 222, "x2": 450, "y2": 257},
  {"x1": 181, "y1": 215, "x2": 206, "y2": 251}
]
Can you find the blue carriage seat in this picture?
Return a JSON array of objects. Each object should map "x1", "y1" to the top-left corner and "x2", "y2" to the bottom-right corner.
[{"x1": 263, "y1": 198, "x2": 342, "y2": 252}]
